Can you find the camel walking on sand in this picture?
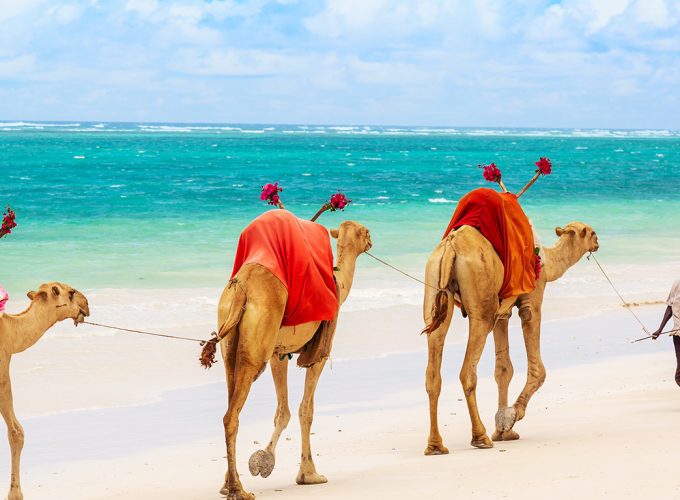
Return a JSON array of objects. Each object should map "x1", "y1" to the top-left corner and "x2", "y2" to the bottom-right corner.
[
  {"x1": 201, "y1": 219, "x2": 371, "y2": 500},
  {"x1": 0, "y1": 282, "x2": 89, "y2": 500},
  {"x1": 423, "y1": 222, "x2": 598, "y2": 453}
]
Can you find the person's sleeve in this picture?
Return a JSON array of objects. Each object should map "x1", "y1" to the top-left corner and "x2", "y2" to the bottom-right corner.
[{"x1": 668, "y1": 282, "x2": 680, "y2": 306}]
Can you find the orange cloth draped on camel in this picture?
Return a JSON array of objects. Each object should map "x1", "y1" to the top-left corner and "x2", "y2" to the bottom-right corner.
[
  {"x1": 231, "y1": 209, "x2": 338, "y2": 327},
  {"x1": 443, "y1": 188, "x2": 536, "y2": 299}
]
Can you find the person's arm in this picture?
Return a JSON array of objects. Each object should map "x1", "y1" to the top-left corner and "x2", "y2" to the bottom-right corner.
[{"x1": 652, "y1": 306, "x2": 673, "y2": 339}]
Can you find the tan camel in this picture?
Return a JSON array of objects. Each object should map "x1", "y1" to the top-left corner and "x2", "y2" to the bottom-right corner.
[
  {"x1": 0, "y1": 282, "x2": 89, "y2": 500},
  {"x1": 422, "y1": 222, "x2": 598, "y2": 453},
  {"x1": 204, "y1": 220, "x2": 371, "y2": 500}
]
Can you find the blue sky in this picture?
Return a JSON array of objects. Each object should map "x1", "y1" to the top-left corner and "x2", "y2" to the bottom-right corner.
[{"x1": 0, "y1": 0, "x2": 678, "y2": 128}]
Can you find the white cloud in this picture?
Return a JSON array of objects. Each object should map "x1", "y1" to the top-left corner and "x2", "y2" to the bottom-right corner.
[
  {"x1": 125, "y1": 0, "x2": 159, "y2": 17},
  {"x1": 46, "y1": 4, "x2": 83, "y2": 24},
  {"x1": 0, "y1": 54, "x2": 36, "y2": 78}
]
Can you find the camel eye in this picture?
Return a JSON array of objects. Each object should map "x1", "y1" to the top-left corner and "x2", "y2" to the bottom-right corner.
[{"x1": 69, "y1": 290, "x2": 76, "y2": 300}]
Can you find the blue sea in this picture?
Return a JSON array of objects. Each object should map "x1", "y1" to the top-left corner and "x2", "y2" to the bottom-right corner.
[{"x1": 1, "y1": 121, "x2": 679, "y2": 293}]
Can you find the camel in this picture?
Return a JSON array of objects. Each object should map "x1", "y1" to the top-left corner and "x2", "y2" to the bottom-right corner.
[
  {"x1": 422, "y1": 222, "x2": 599, "y2": 453},
  {"x1": 203, "y1": 220, "x2": 371, "y2": 500},
  {"x1": 0, "y1": 282, "x2": 89, "y2": 500}
]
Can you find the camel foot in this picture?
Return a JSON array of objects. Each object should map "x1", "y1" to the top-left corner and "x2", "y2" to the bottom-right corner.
[
  {"x1": 471, "y1": 434, "x2": 493, "y2": 449},
  {"x1": 296, "y1": 471, "x2": 328, "y2": 485},
  {"x1": 492, "y1": 429, "x2": 520, "y2": 441},
  {"x1": 220, "y1": 487, "x2": 255, "y2": 500},
  {"x1": 248, "y1": 449, "x2": 275, "y2": 478},
  {"x1": 424, "y1": 443, "x2": 450, "y2": 455},
  {"x1": 8, "y1": 489, "x2": 24, "y2": 500},
  {"x1": 494, "y1": 406, "x2": 517, "y2": 433}
]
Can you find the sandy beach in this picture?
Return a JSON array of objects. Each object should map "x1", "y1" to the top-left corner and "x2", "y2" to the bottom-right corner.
[{"x1": 2, "y1": 282, "x2": 678, "y2": 499}]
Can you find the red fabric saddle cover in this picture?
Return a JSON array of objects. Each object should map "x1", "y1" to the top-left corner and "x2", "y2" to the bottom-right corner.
[
  {"x1": 231, "y1": 209, "x2": 338, "y2": 326},
  {"x1": 443, "y1": 188, "x2": 536, "y2": 299}
]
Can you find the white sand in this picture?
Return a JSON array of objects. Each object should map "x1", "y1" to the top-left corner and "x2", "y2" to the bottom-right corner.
[
  {"x1": 2, "y1": 279, "x2": 678, "y2": 499},
  {"x1": 13, "y1": 351, "x2": 680, "y2": 499}
]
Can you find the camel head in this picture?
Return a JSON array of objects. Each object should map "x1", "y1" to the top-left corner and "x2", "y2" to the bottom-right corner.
[
  {"x1": 329, "y1": 221, "x2": 372, "y2": 255},
  {"x1": 27, "y1": 282, "x2": 90, "y2": 326},
  {"x1": 555, "y1": 222, "x2": 599, "y2": 254}
]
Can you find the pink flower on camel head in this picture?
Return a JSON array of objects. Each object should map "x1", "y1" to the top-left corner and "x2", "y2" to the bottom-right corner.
[
  {"x1": 0, "y1": 205, "x2": 17, "y2": 239},
  {"x1": 260, "y1": 182, "x2": 283, "y2": 206},
  {"x1": 480, "y1": 163, "x2": 502, "y2": 183},
  {"x1": 329, "y1": 192, "x2": 351, "y2": 211},
  {"x1": 535, "y1": 157, "x2": 552, "y2": 175}
]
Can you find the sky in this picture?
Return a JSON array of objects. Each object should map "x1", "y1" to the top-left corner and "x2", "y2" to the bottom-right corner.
[{"x1": 0, "y1": 0, "x2": 678, "y2": 128}]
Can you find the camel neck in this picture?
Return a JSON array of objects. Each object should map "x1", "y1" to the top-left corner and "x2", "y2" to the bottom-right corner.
[
  {"x1": 1, "y1": 302, "x2": 58, "y2": 354},
  {"x1": 543, "y1": 237, "x2": 586, "y2": 282},
  {"x1": 334, "y1": 247, "x2": 359, "y2": 305}
]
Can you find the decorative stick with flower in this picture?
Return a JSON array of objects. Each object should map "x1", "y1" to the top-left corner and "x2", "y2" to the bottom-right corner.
[
  {"x1": 260, "y1": 182, "x2": 285, "y2": 210},
  {"x1": 0, "y1": 206, "x2": 16, "y2": 239},
  {"x1": 310, "y1": 192, "x2": 352, "y2": 222},
  {"x1": 480, "y1": 163, "x2": 508, "y2": 193},
  {"x1": 517, "y1": 157, "x2": 552, "y2": 198}
]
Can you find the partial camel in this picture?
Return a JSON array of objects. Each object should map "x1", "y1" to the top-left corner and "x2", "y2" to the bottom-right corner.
[
  {"x1": 0, "y1": 282, "x2": 89, "y2": 500},
  {"x1": 203, "y1": 220, "x2": 371, "y2": 500},
  {"x1": 423, "y1": 222, "x2": 598, "y2": 453}
]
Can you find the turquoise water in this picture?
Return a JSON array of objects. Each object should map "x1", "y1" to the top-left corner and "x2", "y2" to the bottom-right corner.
[{"x1": 1, "y1": 122, "x2": 679, "y2": 291}]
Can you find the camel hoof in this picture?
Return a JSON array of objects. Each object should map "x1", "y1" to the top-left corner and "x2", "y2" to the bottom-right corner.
[
  {"x1": 424, "y1": 443, "x2": 450, "y2": 455},
  {"x1": 296, "y1": 472, "x2": 328, "y2": 485},
  {"x1": 494, "y1": 406, "x2": 517, "y2": 433},
  {"x1": 471, "y1": 435, "x2": 493, "y2": 449},
  {"x1": 248, "y1": 449, "x2": 275, "y2": 478},
  {"x1": 492, "y1": 429, "x2": 520, "y2": 441},
  {"x1": 225, "y1": 490, "x2": 255, "y2": 500}
]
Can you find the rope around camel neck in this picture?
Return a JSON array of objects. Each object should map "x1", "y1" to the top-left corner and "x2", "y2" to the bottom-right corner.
[
  {"x1": 83, "y1": 321, "x2": 215, "y2": 345},
  {"x1": 365, "y1": 251, "x2": 445, "y2": 292}
]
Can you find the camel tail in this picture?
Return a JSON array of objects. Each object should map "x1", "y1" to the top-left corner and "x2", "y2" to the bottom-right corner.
[
  {"x1": 422, "y1": 236, "x2": 456, "y2": 334},
  {"x1": 199, "y1": 280, "x2": 247, "y2": 369}
]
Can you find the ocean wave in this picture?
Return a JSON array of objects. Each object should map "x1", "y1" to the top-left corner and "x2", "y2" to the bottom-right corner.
[
  {"x1": 0, "y1": 121, "x2": 81, "y2": 128},
  {"x1": 428, "y1": 197, "x2": 456, "y2": 203},
  {"x1": 1, "y1": 122, "x2": 678, "y2": 138}
]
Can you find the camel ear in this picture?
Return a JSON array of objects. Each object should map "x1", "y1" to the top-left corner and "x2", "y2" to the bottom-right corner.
[
  {"x1": 555, "y1": 227, "x2": 563, "y2": 237},
  {"x1": 27, "y1": 291, "x2": 47, "y2": 301},
  {"x1": 580, "y1": 227, "x2": 587, "y2": 238},
  {"x1": 52, "y1": 286, "x2": 60, "y2": 296},
  {"x1": 330, "y1": 229, "x2": 339, "y2": 239}
]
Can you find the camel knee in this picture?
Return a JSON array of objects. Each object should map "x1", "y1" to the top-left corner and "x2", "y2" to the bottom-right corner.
[
  {"x1": 494, "y1": 362, "x2": 513, "y2": 385},
  {"x1": 528, "y1": 363, "x2": 546, "y2": 387},
  {"x1": 425, "y1": 369, "x2": 442, "y2": 397},
  {"x1": 8, "y1": 426, "x2": 24, "y2": 449},
  {"x1": 459, "y1": 371, "x2": 477, "y2": 396}
]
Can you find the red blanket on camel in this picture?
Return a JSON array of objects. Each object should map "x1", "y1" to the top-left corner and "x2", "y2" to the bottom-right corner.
[
  {"x1": 231, "y1": 209, "x2": 338, "y2": 326},
  {"x1": 443, "y1": 188, "x2": 536, "y2": 299}
]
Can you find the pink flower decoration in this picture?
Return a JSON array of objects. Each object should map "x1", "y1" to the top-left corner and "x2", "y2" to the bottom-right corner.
[
  {"x1": 260, "y1": 183, "x2": 283, "y2": 206},
  {"x1": 480, "y1": 163, "x2": 502, "y2": 183},
  {"x1": 0, "y1": 285, "x2": 7, "y2": 314},
  {"x1": 328, "y1": 192, "x2": 351, "y2": 211},
  {"x1": 0, "y1": 205, "x2": 16, "y2": 239},
  {"x1": 535, "y1": 157, "x2": 552, "y2": 175}
]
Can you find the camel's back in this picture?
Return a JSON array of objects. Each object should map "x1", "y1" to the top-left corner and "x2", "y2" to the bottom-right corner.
[{"x1": 230, "y1": 210, "x2": 338, "y2": 326}]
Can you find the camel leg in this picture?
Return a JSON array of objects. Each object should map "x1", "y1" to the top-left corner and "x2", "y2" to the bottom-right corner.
[
  {"x1": 506, "y1": 301, "x2": 545, "y2": 432},
  {"x1": 460, "y1": 317, "x2": 494, "y2": 449},
  {"x1": 221, "y1": 317, "x2": 279, "y2": 500},
  {"x1": 0, "y1": 362, "x2": 24, "y2": 500},
  {"x1": 296, "y1": 359, "x2": 328, "y2": 485},
  {"x1": 490, "y1": 318, "x2": 519, "y2": 442},
  {"x1": 248, "y1": 355, "x2": 290, "y2": 479},
  {"x1": 424, "y1": 304, "x2": 453, "y2": 455}
]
